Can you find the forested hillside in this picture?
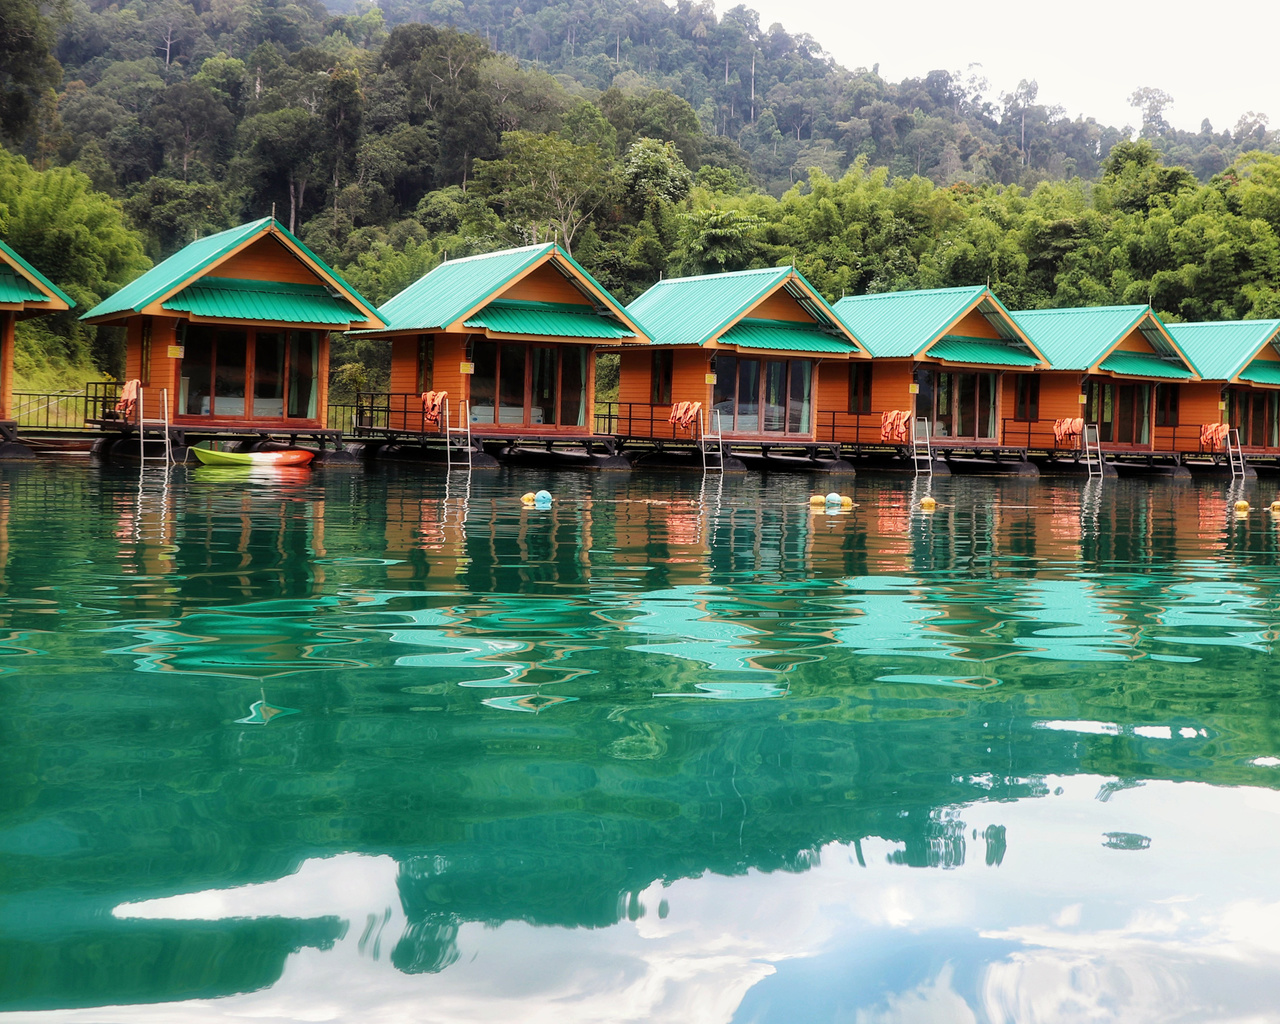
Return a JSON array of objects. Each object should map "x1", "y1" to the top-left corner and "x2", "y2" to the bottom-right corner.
[{"x1": 2, "y1": 0, "x2": 1280, "y2": 384}]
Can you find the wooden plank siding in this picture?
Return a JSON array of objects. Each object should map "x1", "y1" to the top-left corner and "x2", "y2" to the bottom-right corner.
[
  {"x1": 948, "y1": 307, "x2": 1002, "y2": 339},
  {"x1": 749, "y1": 289, "x2": 816, "y2": 322},
  {"x1": 0, "y1": 311, "x2": 14, "y2": 420},
  {"x1": 815, "y1": 357, "x2": 914, "y2": 445},
  {"x1": 206, "y1": 236, "x2": 322, "y2": 286},
  {"x1": 496, "y1": 262, "x2": 593, "y2": 306}
]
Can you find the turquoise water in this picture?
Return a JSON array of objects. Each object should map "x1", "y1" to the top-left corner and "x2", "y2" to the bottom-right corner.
[{"x1": 2, "y1": 462, "x2": 1280, "y2": 1022}]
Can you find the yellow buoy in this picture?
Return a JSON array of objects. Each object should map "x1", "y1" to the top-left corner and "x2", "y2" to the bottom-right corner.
[
  {"x1": 1270, "y1": 500, "x2": 1280, "y2": 514},
  {"x1": 810, "y1": 494, "x2": 826, "y2": 507},
  {"x1": 840, "y1": 496, "x2": 854, "y2": 509},
  {"x1": 920, "y1": 496, "x2": 938, "y2": 512},
  {"x1": 1234, "y1": 499, "x2": 1251, "y2": 513},
  {"x1": 521, "y1": 492, "x2": 537, "y2": 504}
]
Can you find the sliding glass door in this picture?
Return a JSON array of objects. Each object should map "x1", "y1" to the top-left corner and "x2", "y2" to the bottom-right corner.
[
  {"x1": 468, "y1": 340, "x2": 588, "y2": 427},
  {"x1": 179, "y1": 326, "x2": 320, "y2": 421},
  {"x1": 917, "y1": 370, "x2": 997, "y2": 439},
  {"x1": 711, "y1": 355, "x2": 812, "y2": 435},
  {"x1": 1229, "y1": 388, "x2": 1279, "y2": 447},
  {"x1": 1086, "y1": 381, "x2": 1151, "y2": 444}
]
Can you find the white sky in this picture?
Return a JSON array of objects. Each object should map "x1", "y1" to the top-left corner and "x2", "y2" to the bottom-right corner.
[{"x1": 723, "y1": 0, "x2": 1277, "y2": 135}]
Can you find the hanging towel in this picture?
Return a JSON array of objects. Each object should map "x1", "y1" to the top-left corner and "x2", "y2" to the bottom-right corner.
[
  {"x1": 115, "y1": 379, "x2": 141, "y2": 421},
  {"x1": 669, "y1": 402, "x2": 691, "y2": 427},
  {"x1": 679, "y1": 401, "x2": 702, "y2": 429},
  {"x1": 421, "y1": 390, "x2": 448, "y2": 425}
]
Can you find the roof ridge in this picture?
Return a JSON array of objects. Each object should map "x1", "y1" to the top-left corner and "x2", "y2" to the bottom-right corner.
[
  {"x1": 839, "y1": 285, "x2": 984, "y2": 301},
  {"x1": 440, "y1": 243, "x2": 553, "y2": 266}
]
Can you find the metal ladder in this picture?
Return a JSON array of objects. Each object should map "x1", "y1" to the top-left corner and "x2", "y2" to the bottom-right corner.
[
  {"x1": 1082, "y1": 423, "x2": 1103, "y2": 478},
  {"x1": 699, "y1": 408, "x2": 725, "y2": 473},
  {"x1": 912, "y1": 417, "x2": 932, "y2": 476},
  {"x1": 136, "y1": 387, "x2": 173, "y2": 467},
  {"x1": 445, "y1": 397, "x2": 473, "y2": 471},
  {"x1": 1227, "y1": 427, "x2": 1246, "y2": 479}
]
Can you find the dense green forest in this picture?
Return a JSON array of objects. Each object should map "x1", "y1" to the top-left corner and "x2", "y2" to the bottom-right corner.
[{"x1": 2, "y1": 0, "x2": 1280, "y2": 387}]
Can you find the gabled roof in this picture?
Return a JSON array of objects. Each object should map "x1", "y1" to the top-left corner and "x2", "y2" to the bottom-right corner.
[
  {"x1": 1165, "y1": 320, "x2": 1280, "y2": 382},
  {"x1": 463, "y1": 299, "x2": 634, "y2": 340},
  {"x1": 626, "y1": 265, "x2": 864, "y2": 355},
  {"x1": 366, "y1": 243, "x2": 646, "y2": 340},
  {"x1": 1010, "y1": 305, "x2": 1196, "y2": 377},
  {"x1": 80, "y1": 218, "x2": 384, "y2": 328},
  {"x1": 0, "y1": 237, "x2": 74, "y2": 314},
  {"x1": 832, "y1": 285, "x2": 1042, "y2": 364},
  {"x1": 161, "y1": 278, "x2": 364, "y2": 326}
]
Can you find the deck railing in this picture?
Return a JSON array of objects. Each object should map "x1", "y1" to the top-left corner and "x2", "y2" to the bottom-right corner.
[
  {"x1": 351, "y1": 392, "x2": 446, "y2": 437},
  {"x1": 999, "y1": 419, "x2": 1215, "y2": 453},
  {"x1": 594, "y1": 402, "x2": 705, "y2": 441},
  {"x1": 813, "y1": 411, "x2": 893, "y2": 445},
  {"x1": 11, "y1": 390, "x2": 94, "y2": 430}
]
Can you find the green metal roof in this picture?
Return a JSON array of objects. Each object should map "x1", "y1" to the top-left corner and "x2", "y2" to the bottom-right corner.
[
  {"x1": 161, "y1": 277, "x2": 363, "y2": 325},
  {"x1": 0, "y1": 237, "x2": 74, "y2": 309},
  {"x1": 926, "y1": 335, "x2": 1042, "y2": 367},
  {"x1": 1239, "y1": 360, "x2": 1280, "y2": 386},
  {"x1": 833, "y1": 286, "x2": 988, "y2": 357},
  {"x1": 1166, "y1": 320, "x2": 1280, "y2": 381},
  {"x1": 463, "y1": 299, "x2": 634, "y2": 339},
  {"x1": 721, "y1": 318, "x2": 857, "y2": 354},
  {"x1": 81, "y1": 218, "x2": 383, "y2": 326},
  {"x1": 627, "y1": 266, "x2": 861, "y2": 350},
  {"x1": 1010, "y1": 305, "x2": 1188, "y2": 374},
  {"x1": 1097, "y1": 350, "x2": 1193, "y2": 379},
  {"x1": 368, "y1": 243, "x2": 639, "y2": 339},
  {"x1": 0, "y1": 267, "x2": 45, "y2": 304}
]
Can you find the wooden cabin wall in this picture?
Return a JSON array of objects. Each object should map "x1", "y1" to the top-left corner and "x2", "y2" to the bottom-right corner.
[
  {"x1": 431, "y1": 334, "x2": 469, "y2": 407},
  {"x1": 871, "y1": 359, "x2": 914, "y2": 412},
  {"x1": 673, "y1": 348, "x2": 711, "y2": 405},
  {"x1": 1113, "y1": 327, "x2": 1157, "y2": 354},
  {"x1": 1180, "y1": 383, "x2": 1223, "y2": 426},
  {"x1": 388, "y1": 337, "x2": 420, "y2": 395},
  {"x1": 123, "y1": 316, "x2": 180, "y2": 395},
  {"x1": 1251, "y1": 344, "x2": 1280, "y2": 364},
  {"x1": 815, "y1": 361, "x2": 848, "y2": 413},
  {"x1": 208, "y1": 237, "x2": 318, "y2": 285},
  {"x1": 499, "y1": 263, "x2": 591, "y2": 305},
  {"x1": 750, "y1": 290, "x2": 816, "y2": 322},
  {"x1": 0, "y1": 311, "x2": 14, "y2": 420},
  {"x1": 1036, "y1": 373, "x2": 1087, "y2": 421},
  {"x1": 951, "y1": 308, "x2": 1002, "y2": 339},
  {"x1": 617, "y1": 349, "x2": 651, "y2": 405}
]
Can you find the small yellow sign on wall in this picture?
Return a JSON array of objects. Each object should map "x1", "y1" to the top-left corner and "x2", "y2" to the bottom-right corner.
[
  {"x1": 1078, "y1": 393, "x2": 1088, "y2": 404},
  {"x1": 167, "y1": 345, "x2": 184, "y2": 358},
  {"x1": 705, "y1": 373, "x2": 717, "y2": 384},
  {"x1": 908, "y1": 382, "x2": 919, "y2": 395},
  {"x1": 459, "y1": 362, "x2": 475, "y2": 374},
  {"x1": 1218, "y1": 400, "x2": 1227, "y2": 411}
]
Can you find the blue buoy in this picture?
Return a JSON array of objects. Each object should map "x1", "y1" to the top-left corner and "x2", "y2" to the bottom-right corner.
[{"x1": 534, "y1": 489, "x2": 552, "y2": 508}]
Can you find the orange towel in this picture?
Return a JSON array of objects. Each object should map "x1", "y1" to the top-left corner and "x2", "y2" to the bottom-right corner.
[
  {"x1": 880, "y1": 409, "x2": 911, "y2": 444},
  {"x1": 421, "y1": 390, "x2": 448, "y2": 425},
  {"x1": 115, "y1": 379, "x2": 140, "y2": 420},
  {"x1": 668, "y1": 401, "x2": 690, "y2": 426},
  {"x1": 679, "y1": 401, "x2": 702, "y2": 429}
]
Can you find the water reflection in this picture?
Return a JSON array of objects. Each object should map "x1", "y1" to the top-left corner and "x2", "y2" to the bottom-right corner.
[{"x1": 2, "y1": 465, "x2": 1280, "y2": 1020}]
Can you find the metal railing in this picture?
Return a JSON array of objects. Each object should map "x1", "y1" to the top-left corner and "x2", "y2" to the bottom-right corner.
[
  {"x1": 11, "y1": 390, "x2": 93, "y2": 430},
  {"x1": 594, "y1": 402, "x2": 706, "y2": 441},
  {"x1": 999, "y1": 419, "x2": 1216, "y2": 453},
  {"x1": 349, "y1": 392, "x2": 447, "y2": 437},
  {"x1": 813, "y1": 411, "x2": 895, "y2": 445}
]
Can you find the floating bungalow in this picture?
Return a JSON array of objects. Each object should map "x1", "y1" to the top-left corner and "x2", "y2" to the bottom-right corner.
[
  {"x1": 79, "y1": 217, "x2": 385, "y2": 451},
  {"x1": 1166, "y1": 320, "x2": 1280, "y2": 453},
  {"x1": 351, "y1": 243, "x2": 650, "y2": 463},
  {"x1": 1008, "y1": 306, "x2": 1200, "y2": 457},
  {"x1": 0, "y1": 238, "x2": 75, "y2": 447},
  {"x1": 615, "y1": 266, "x2": 866, "y2": 461},
  {"x1": 829, "y1": 286, "x2": 1046, "y2": 450}
]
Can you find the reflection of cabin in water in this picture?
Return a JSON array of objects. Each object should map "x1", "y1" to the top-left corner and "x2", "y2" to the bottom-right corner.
[
  {"x1": 351, "y1": 243, "x2": 649, "y2": 455},
  {"x1": 0, "y1": 237, "x2": 75, "y2": 444},
  {"x1": 1167, "y1": 320, "x2": 1280, "y2": 453},
  {"x1": 614, "y1": 266, "x2": 866, "y2": 450},
  {"x1": 829, "y1": 286, "x2": 1046, "y2": 448},
  {"x1": 79, "y1": 217, "x2": 385, "y2": 447},
  {"x1": 1009, "y1": 305, "x2": 1200, "y2": 455}
]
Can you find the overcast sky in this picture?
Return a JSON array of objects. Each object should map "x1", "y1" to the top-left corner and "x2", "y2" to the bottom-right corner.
[{"x1": 722, "y1": 0, "x2": 1275, "y2": 135}]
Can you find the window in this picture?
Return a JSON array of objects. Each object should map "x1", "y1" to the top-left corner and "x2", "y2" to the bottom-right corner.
[
  {"x1": 468, "y1": 339, "x2": 587, "y2": 427},
  {"x1": 651, "y1": 350, "x2": 673, "y2": 405},
  {"x1": 925, "y1": 370, "x2": 997, "y2": 439},
  {"x1": 178, "y1": 326, "x2": 319, "y2": 421},
  {"x1": 417, "y1": 336, "x2": 434, "y2": 394},
  {"x1": 1014, "y1": 374, "x2": 1039, "y2": 421},
  {"x1": 848, "y1": 362, "x2": 873, "y2": 414},
  {"x1": 1154, "y1": 383, "x2": 1179, "y2": 426},
  {"x1": 711, "y1": 354, "x2": 813, "y2": 434}
]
